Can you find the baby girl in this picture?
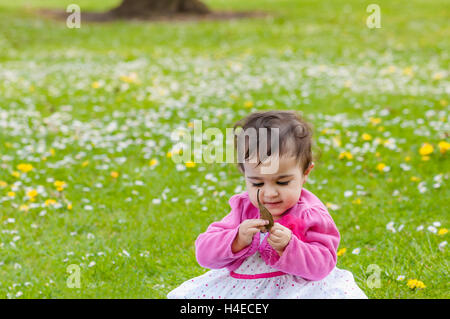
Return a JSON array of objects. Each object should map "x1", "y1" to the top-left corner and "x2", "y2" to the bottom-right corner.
[{"x1": 168, "y1": 110, "x2": 367, "y2": 299}]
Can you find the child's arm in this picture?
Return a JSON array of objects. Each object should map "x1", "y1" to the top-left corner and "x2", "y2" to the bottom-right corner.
[
  {"x1": 263, "y1": 206, "x2": 340, "y2": 281},
  {"x1": 232, "y1": 219, "x2": 269, "y2": 253},
  {"x1": 195, "y1": 194, "x2": 260, "y2": 269}
]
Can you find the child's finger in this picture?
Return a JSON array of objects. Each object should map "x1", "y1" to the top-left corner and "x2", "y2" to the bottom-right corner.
[
  {"x1": 269, "y1": 224, "x2": 281, "y2": 233},
  {"x1": 258, "y1": 219, "x2": 270, "y2": 226},
  {"x1": 268, "y1": 234, "x2": 281, "y2": 242},
  {"x1": 272, "y1": 229, "x2": 285, "y2": 236},
  {"x1": 270, "y1": 230, "x2": 282, "y2": 238},
  {"x1": 247, "y1": 219, "x2": 270, "y2": 227},
  {"x1": 242, "y1": 220, "x2": 267, "y2": 233},
  {"x1": 249, "y1": 226, "x2": 266, "y2": 234},
  {"x1": 257, "y1": 226, "x2": 268, "y2": 232},
  {"x1": 267, "y1": 237, "x2": 280, "y2": 248}
]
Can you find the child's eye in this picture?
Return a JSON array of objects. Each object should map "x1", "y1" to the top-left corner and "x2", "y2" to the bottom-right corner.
[
  {"x1": 251, "y1": 181, "x2": 290, "y2": 187},
  {"x1": 252, "y1": 183, "x2": 264, "y2": 187}
]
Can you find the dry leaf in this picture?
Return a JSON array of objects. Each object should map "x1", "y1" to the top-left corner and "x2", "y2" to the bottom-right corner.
[{"x1": 257, "y1": 188, "x2": 274, "y2": 231}]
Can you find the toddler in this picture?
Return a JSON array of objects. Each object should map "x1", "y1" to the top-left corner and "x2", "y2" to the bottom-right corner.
[{"x1": 167, "y1": 110, "x2": 367, "y2": 299}]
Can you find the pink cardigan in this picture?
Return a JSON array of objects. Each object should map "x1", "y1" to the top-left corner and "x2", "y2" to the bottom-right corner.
[{"x1": 195, "y1": 188, "x2": 340, "y2": 281}]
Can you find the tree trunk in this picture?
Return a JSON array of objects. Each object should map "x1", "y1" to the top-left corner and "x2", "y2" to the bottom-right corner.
[{"x1": 110, "y1": 0, "x2": 210, "y2": 18}]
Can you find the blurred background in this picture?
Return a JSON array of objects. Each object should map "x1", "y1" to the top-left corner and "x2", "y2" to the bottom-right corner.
[{"x1": 0, "y1": 0, "x2": 448, "y2": 298}]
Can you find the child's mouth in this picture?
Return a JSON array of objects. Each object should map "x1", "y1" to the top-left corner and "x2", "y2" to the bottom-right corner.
[{"x1": 265, "y1": 201, "x2": 282, "y2": 207}]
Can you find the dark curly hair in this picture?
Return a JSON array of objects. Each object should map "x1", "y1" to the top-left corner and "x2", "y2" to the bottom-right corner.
[{"x1": 233, "y1": 110, "x2": 313, "y2": 174}]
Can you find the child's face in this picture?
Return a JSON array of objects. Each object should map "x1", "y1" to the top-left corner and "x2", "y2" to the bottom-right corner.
[{"x1": 244, "y1": 155, "x2": 313, "y2": 221}]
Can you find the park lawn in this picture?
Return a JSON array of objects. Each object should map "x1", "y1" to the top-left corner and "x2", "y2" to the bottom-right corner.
[{"x1": 0, "y1": 0, "x2": 448, "y2": 298}]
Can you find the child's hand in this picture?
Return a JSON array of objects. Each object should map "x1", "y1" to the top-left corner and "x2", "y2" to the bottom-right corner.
[
  {"x1": 232, "y1": 219, "x2": 269, "y2": 253},
  {"x1": 239, "y1": 219, "x2": 270, "y2": 245},
  {"x1": 267, "y1": 223, "x2": 292, "y2": 256}
]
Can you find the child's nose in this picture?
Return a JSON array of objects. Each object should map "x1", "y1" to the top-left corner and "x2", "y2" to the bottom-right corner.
[{"x1": 261, "y1": 186, "x2": 278, "y2": 198}]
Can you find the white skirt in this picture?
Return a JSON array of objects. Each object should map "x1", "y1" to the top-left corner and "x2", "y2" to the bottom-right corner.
[{"x1": 168, "y1": 234, "x2": 367, "y2": 299}]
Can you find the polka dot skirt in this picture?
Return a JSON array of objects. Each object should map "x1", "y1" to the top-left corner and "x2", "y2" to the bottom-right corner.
[{"x1": 168, "y1": 234, "x2": 367, "y2": 299}]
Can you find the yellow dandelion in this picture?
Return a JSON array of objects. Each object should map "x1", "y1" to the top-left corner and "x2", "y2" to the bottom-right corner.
[
  {"x1": 91, "y1": 81, "x2": 100, "y2": 89},
  {"x1": 438, "y1": 141, "x2": 450, "y2": 154},
  {"x1": 416, "y1": 281, "x2": 426, "y2": 289},
  {"x1": 120, "y1": 72, "x2": 138, "y2": 83},
  {"x1": 50, "y1": 148, "x2": 55, "y2": 156},
  {"x1": 67, "y1": 203, "x2": 73, "y2": 210},
  {"x1": 11, "y1": 171, "x2": 20, "y2": 178},
  {"x1": 45, "y1": 199, "x2": 57, "y2": 206},
  {"x1": 119, "y1": 76, "x2": 130, "y2": 83},
  {"x1": 325, "y1": 202, "x2": 338, "y2": 210},
  {"x1": 404, "y1": 156, "x2": 411, "y2": 162},
  {"x1": 337, "y1": 248, "x2": 347, "y2": 257},
  {"x1": 374, "y1": 137, "x2": 384, "y2": 144},
  {"x1": 419, "y1": 143, "x2": 434, "y2": 156},
  {"x1": 185, "y1": 161, "x2": 196, "y2": 168},
  {"x1": 362, "y1": 133, "x2": 372, "y2": 141},
  {"x1": 421, "y1": 156, "x2": 430, "y2": 161},
  {"x1": 440, "y1": 99, "x2": 448, "y2": 106},
  {"x1": 332, "y1": 136, "x2": 342, "y2": 147},
  {"x1": 7, "y1": 191, "x2": 16, "y2": 198},
  {"x1": 406, "y1": 279, "x2": 417, "y2": 289},
  {"x1": 82, "y1": 160, "x2": 89, "y2": 167},
  {"x1": 369, "y1": 117, "x2": 381, "y2": 125},
  {"x1": 244, "y1": 101, "x2": 254, "y2": 108},
  {"x1": 338, "y1": 151, "x2": 353, "y2": 160},
  {"x1": 17, "y1": 163, "x2": 33, "y2": 173},
  {"x1": 410, "y1": 176, "x2": 421, "y2": 182},
  {"x1": 19, "y1": 204, "x2": 29, "y2": 212},
  {"x1": 54, "y1": 180, "x2": 67, "y2": 191},
  {"x1": 0, "y1": 181, "x2": 7, "y2": 188},
  {"x1": 187, "y1": 122, "x2": 194, "y2": 128},
  {"x1": 438, "y1": 228, "x2": 448, "y2": 236},
  {"x1": 166, "y1": 150, "x2": 183, "y2": 158},
  {"x1": 402, "y1": 67, "x2": 414, "y2": 76},
  {"x1": 352, "y1": 198, "x2": 362, "y2": 205},
  {"x1": 407, "y1": 279, "x2": 426, "y2": 290},
  {"x1": 376, "y1": 163, "x2": 386, "y2": 172},
  {"x1": 432, "y1": 72, "x2": 444, "y2": 81},
  {"x1": 110, "y1": 171, "x2": 119, "y2": 179},
  {"x1": 27, "y1": 189, "x2": 38, "y2": 199},
  {"x1": 149, "y1": 159, "x2": 159, "y2": 167}
]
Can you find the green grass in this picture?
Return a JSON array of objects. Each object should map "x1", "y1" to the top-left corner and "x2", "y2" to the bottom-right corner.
[{"x1": 0, "y1": 0, "x2": 448, "y2": 298}]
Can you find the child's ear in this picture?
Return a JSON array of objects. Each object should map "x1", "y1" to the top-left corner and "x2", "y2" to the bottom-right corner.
[
  {"x1": 305, "y1": 162, "x2": 314, "y2": 176},
  {"x1": 302, "y1": 162, "x2": 314, "y2": 184}
]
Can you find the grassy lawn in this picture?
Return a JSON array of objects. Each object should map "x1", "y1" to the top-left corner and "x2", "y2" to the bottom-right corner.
[{"x1": 0, "y1": 0, "x2": 448, "y2": 298}]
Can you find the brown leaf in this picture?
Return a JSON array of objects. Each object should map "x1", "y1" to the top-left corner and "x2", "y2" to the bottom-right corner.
[{"x1": 257, "y1": 188, "x2": 274, "y2": 231}]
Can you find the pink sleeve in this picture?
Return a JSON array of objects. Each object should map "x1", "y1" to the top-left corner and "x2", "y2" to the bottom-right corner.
[
  {"x1": 266, "y1": 206, "x2": 340, "y2": 281},
  {"x1": 195, "y1": 194, "x2": 260, "y2": 269}
]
